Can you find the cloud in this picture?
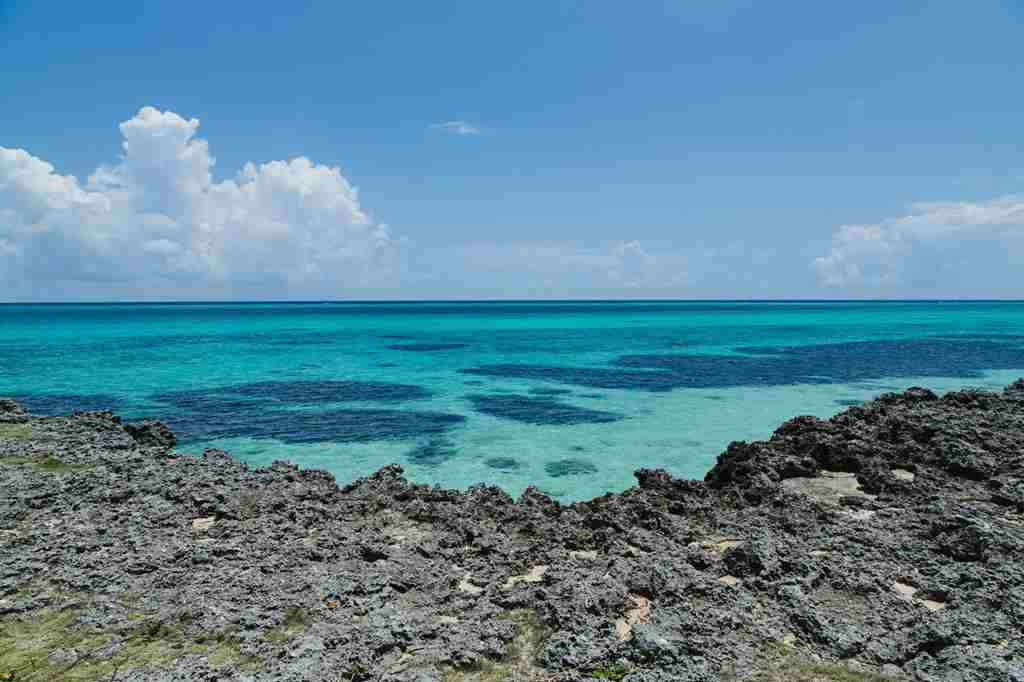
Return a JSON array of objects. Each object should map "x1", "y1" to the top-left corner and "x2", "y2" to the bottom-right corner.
[
  {"x1": 812, "y1": 195, "x2": 1024, "y2": 288},
  {"x1": 608, "y1": 240, "x2": 656, "y2": 287},
  {"x1": 424, "y1": 241, "x2": 687, "y2": 294},
  {"x1": 0, "y1": 107, "x2": 398, "y2": 296},
  {"x1": 428, "y1": 121, "x2": 482, "y2": 136}
]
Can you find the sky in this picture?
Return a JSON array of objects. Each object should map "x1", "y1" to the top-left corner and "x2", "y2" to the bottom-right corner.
[{"x1": 1, "y1": 0, "x2": 1022, "y2": 301}]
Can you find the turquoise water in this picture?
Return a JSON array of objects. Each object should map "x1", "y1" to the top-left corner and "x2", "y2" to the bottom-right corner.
[{"x1": 2, "y1": 301, "x2": 1023, "y2": 500}]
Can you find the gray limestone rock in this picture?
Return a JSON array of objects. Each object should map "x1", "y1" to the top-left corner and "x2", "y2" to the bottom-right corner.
[{"x1": 1, "y1": 381, "x2": 1023, "y2": 679}]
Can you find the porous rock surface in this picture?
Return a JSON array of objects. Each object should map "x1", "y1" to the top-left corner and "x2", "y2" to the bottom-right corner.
[{"x1": 1, "y1": 383, "x2": 1023, "y2": 681}]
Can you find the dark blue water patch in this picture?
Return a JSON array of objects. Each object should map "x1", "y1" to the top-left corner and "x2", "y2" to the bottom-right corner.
[
  {"x1": 154, "y1": 407, "x2": 250, "y2": 443},
  {"x1": 529, "y1": 387, "x2": 573, "y2": 396},
  {"x1": 149, "y1": 394, "x2": 273, "y2": 443},
  {"x1": 485, "y1": 456, "x2": 520, "y2": 471},
  {"x1": 545, "y1": 458, "x2": 599, "y2": 477},
  {"x1": 578, "y1": 393, "x2": 606, "y2": 399},
  {"x1": 13, "y1": 393, "x2": 124, "y2": 415},
  {"x1": 386, "y1": 343, "x2": 469, "y2": 352},
  {"x1": 617, "y1": 338, "x2": 1024, "y2": 387},
  {"x1": 378, "y1": 363, "x2": 400, "y2": 368},
  {"x1": 835, "y1": 399, "x2": 863, "y2": 406},
  {"x1": 406, "y1": 438, "x2": 458, "y2": 467},
  {"x1": 154, "y1": 380, "x2": 430, "y2": 407},
  {"x1": 227, "y1": 380, "x2": 430, "y2": 403},
  {"x1": 262, "y1": 409, "x2": 467, "y2": 445},
  {"x1": 150, "y1": 393, "x2": 265, "y2": 414},
  {"x1": 150, "y1": 381, "x2": 459, "y2": 445},
  {"x1": 465, "y1": 338, "x2": 1024, "y2": 393},
  {"x1": 165, "y1": 407, "x2": 467, "y2": 445},
  {"x1": 705, "y1": 395, "x2": 726, "y2": 401},
  {"x1": 463, "y1": 380, "x2": 485, "y2": 386},
  {"x1": 466, "y1": 393, "x2": 623, "y2": 425},
  {"x1": 461, "y1": 364, "x2": 683, "y2": 392}
]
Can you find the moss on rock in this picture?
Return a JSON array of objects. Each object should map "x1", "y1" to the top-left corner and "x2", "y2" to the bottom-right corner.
[
  {"x1": 0, "y1": 455, "x2": 92, "y2": 474},
  {"x1": 444, "y1": 610, "x2": 550, "y2": 682},
  {"x1": 0, "y1": 424, "x2": 33, "y2": 442},
  {"x1": 0, "y1": 607, "x2": 256, "y2": 680}
]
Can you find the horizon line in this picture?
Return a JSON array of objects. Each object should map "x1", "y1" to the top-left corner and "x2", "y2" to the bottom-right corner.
[{"x1": 3, "y1": 298, "x2": 1024, "y2": 306}]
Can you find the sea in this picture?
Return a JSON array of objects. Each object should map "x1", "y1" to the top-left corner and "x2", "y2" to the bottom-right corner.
[{"x1": 2, "y1": 300, "x2": 1023, "y2": 501}]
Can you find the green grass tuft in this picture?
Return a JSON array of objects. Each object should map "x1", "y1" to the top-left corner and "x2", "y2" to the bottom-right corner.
[
  {"x1": 264, "y1": 607, "x2": 309, "y2": 643},
  {"x1": 588, "y1": 664, "x2": 633, "y2": 680},
  {"x1": 444, "y1": 610, "x2": 550, "y2": 682},
  {"x1": 0, "y1": 455, "x2": 92, "y2": 474},
  {"x1": 0, "y1": 607, "x2": 258, "y2": 680},
  {"x1": 0, "y1": 424, "x2": 32, "y2": 442}
]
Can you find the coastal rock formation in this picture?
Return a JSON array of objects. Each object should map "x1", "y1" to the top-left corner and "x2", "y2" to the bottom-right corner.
[
  {"x1": 2, "y1": 383, "x2": 1024, "y2": 680},
  {"x1": 1007, "y1": 377, "x2": 1024, "y2": 397},
  {"x1": 124, "y1": 419, "x2": 178, "y2": 449},
  {"x1": 0, "y1": 398, "x2": 27, "y2": 424}
]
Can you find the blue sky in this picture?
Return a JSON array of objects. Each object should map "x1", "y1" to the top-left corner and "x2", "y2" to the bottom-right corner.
[{"x1": 1, "y1": 0, "x2": 1022, "y2": 300}]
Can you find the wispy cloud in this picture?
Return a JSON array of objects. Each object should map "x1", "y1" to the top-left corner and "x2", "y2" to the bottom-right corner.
[
  {"x1": 434, "y1": 241, "x2": 688, "y2": 290},
  {"x1": 428, "y1": 121, "x2": 482, "y2": 136},
  {"x1": 812, "y1": 195, "x2": 1024, "y2": 288}
]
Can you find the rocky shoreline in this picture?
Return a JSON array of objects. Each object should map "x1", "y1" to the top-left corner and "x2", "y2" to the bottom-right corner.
[{"x1": 2, "y1": 381, "x2": 1023, "y2": 681}]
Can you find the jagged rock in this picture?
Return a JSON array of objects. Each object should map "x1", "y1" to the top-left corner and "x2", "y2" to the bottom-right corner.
[
  {"x1": 722, "y1": 539, "x2": 780, "y2": 578},
  {"x1": 0, "y1": 380, "x2": 1022, "y2": 680},
  {"x1": 0, "y1": 398, "x2": 28, "y2": 423},
  {"x1": 124, "y1": 419, "x2": 177, "y2": 449}
]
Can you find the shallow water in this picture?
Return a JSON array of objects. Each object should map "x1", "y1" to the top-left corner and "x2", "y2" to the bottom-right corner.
[{"x1": 2, "y1": 300, "x2": 1023, "y2": 500}]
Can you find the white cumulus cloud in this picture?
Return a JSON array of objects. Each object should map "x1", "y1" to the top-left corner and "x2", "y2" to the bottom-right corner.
[
  {"x1": 813, "y1": 195, "x2": 1024, "y2": 288},
  {"x1": 0, "y1": 107, "x2": 398, "y2": 295}
]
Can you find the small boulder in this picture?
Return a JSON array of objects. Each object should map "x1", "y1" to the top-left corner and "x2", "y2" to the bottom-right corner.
[
  {"x1": 192, "y1": 517, "x2": 217, "y2": 532},
  {"x1": 615, "y1": 593, "x2": 651, "y2": 641},
  {"x1": 891, "y1": 468, "x2": 916, "y2": 482},
  {"x1": 938, "y1": 521, "x2": 993, "y2": 562},
  {"x1": 125, "y1": 420, "x2": 177, "y2": 449},
  {"x1": 457, "y1": 575, "x2": 483, "y2": 595},
  {"x1": 723, "y1": 539, "x2": 779, "y2": 578},
  {"x1": 903, "y1": 387, "x2": 939, "y2": 402},
  {"x1": 630, "y1": 621, "x2": 684, "y2": 662},
  {"x1": 0, "y1": 398, "x2": 28, "y2": 423}
]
